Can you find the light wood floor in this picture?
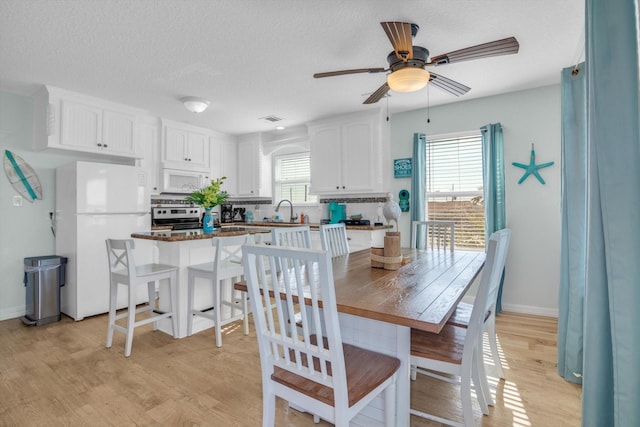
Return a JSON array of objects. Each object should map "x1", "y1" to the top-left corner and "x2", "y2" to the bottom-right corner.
[{"x1": 0, "y1": 311, "x2": 581, "y2": 426}]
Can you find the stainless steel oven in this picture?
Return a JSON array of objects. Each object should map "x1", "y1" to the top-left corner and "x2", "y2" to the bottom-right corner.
[{"x1": 151, "y1": 203, "x2": 204, "y2": 230}]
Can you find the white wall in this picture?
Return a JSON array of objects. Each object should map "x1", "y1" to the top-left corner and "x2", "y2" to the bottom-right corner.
[
  {"x1": 389, "y1": 84, "x2": 561, "y2": 317},
  {"x1": 1, "y1": 86, "x2": 561, "y2": 320},
  {"x1": 0, "y1": 91, "x2": 130, "y2": 320}
]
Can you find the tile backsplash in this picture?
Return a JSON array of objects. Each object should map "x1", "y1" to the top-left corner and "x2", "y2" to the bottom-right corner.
[{"x1": 229, "y1": 197, "x2": 389, "y2": 224}]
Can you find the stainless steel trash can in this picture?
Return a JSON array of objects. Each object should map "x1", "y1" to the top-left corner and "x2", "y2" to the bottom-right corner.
[{"x1": 21, "y1": 256, "x2": 67, "y2": 326}]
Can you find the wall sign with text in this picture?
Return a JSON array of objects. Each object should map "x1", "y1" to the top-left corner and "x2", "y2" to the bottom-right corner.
[{"x1": 394, "y1": 158, "x2": 412, "y2": 178}]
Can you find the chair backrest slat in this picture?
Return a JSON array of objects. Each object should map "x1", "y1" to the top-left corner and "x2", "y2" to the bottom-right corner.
[
  {"x1": 271, "y1": 226, "x2": 312, "y2": 249},
  {"x1": 320, "y1": 223, "x2": 350, "y2": 257},
  {"x1": 411, "y1": 220, "x2": 455, "y2": 251},
  {"x1": 242, "y1": 244, "x2": 347, "y2": 396}
]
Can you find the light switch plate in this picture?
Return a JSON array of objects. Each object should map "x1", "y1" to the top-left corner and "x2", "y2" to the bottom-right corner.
[{"x1": 13, "y1": 195, "x2": 23, "y2": 206}]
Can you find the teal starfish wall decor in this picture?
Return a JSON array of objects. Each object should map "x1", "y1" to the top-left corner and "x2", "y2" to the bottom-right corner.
[{"x1": 512, "y1": 144, "x2": 555, "y2": 184}]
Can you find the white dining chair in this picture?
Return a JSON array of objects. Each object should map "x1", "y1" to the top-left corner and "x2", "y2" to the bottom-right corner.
[
  {"x1": 187, "y1": 234, "x2": 251, "y2": 347},
  {"x1": 320, "y1": 223, "x2": 350, "y2": 257},
  {"x1": 105, "y1": 239, "x2": 178, "y2": 357},
  {"x1": 411, "y1": 220, "x2": 455, "y2": 251},
  {"x1": 271, "y1": 226, "x2": 312, "y2": 249},
  {"x1": 409, "y1": 229, "x2": 510, "y2": 427},
  {"x1": 447, "y1": 228, "x2": 512, "y2": 382},
  {"x1": 241, "y1": 244, "x2": 401, "y2": 426}
]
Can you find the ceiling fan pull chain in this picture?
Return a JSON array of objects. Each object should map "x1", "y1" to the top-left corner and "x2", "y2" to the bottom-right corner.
[
  {"x1": 426, "y1": 86, "x2": 431, "y2": 124},
  {"x1": 386, "y1": 94, "x2": 390, "y2": 122}
]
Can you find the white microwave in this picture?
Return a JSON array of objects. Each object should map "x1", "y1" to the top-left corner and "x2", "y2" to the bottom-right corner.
[{"x1": 161, "y1": 169, "x2": 209, "y2": 193}]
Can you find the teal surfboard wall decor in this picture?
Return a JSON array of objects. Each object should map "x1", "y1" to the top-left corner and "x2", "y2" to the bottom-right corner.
[{"x1": 3, "y1": 150, "x2": 43, "y2": 202}]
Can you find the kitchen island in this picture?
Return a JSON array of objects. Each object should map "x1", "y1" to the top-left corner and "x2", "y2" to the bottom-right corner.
[
  {"x1": 131, "y1": 222, "x2": 391, "y2": 338},
  {"x1": 131, "y1": 227, "x2": 270, "y2": 338}
]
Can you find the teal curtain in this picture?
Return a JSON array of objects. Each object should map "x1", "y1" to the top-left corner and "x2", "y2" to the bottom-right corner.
[
  {"x1": 557, "y1": 63, "x2": 586, "y2": 385},
  {"x1": 410, "y1": 133, "x2": 426, "y2": 248},
  {"x1": 481, "y1": 123, "x2": 506, "y2": 311},
  {"x1": 581, "y1": 0, "x2": 640, "y2": 425}
]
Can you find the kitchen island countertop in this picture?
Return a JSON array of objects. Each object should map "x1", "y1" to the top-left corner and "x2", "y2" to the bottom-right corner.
[
  {"x1": 131, "y1": 227, "x2": 270, "y2": 242},
  {"x1": 221, "y1": 222, "x2": 392, "y2": 231}
]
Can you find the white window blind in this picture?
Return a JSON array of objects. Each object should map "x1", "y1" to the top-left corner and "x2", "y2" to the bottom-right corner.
[
  {"x1": 426, "y1": 134, "x2": 485, "y2": 249},
  {"x1": 274, "y1": 153, "x2": 318, "y2": 204}
]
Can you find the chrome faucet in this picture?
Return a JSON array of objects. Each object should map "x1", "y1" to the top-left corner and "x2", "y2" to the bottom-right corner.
[{"x1": 275, "y1": 199, "x2": 298, "y2": 223}]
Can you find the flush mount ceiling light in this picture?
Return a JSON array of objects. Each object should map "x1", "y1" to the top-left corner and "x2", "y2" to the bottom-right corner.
[
  {"x1": 386, "y1": 67, "x2": 430, "y2": 93},
  {"x1": 181, "y1": 96, "x2": 210, "y2": 113}
]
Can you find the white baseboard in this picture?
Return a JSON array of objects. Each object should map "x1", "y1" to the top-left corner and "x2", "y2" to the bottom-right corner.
[
  {"x1": 501, "y1": 303, "x2": 558, "y2": 318},
  {"x1": 461, "y1": 296, "x2": 558, "y2": 318},
  {"x1": 0, "y1": 305, "x2": 25, "y2": 322}
]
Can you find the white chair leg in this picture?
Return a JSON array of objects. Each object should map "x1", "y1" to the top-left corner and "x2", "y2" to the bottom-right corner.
[
  {"x1": 169, "y1": 271, "x2": 178, "y2": 338},
  {"x1": 242, "y1": 290, "x2": 250, "y2": 335},
  {"x1": 262, "y1": 389, "x2": 276, "y2": 427},
  {"x1": 473, "y1": 347, "x2": 491, "y2": 414},
  {"x1": 106, "y1": 281, "x2": 117, "y2": 349},
  {"x1": 124, "y1": 288, "x2": 136, "y2": 357},
  {"x1": 214, "y1": 278, "x2": 223, "y2": 347},
  {"x1": 486, "y1": 318, "x2": 504, "y2": 379},
  {"x1": 460, "y1": 367, "x2": 475, "y2": 427},
  {"x1": 187, "y1": 270, "x2": 196, "y2": 336},
  {"x1": 147, "y1": 281, "x2": 157, "y2": 331},
  {"x1": 385, "y1": 377, "x2": 396, "y2": 427}
]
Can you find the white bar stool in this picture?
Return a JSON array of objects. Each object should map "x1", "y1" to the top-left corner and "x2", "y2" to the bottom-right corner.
[
  {"x1": 187, "y1": 234, "x2": 250, "y2": 347},
  {"x1": 105, "y1": 239, "x2": 178, "y2": 357}
]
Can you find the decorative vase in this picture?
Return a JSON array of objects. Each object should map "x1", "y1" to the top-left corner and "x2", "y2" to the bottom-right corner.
[{"x1": 203, "y1": 207, "x2": 215, "y2": 234}]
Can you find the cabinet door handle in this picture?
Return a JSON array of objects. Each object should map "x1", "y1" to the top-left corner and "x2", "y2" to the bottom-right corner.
[
  {"x1": 104, "y1": 144, "x2": 108, "y2": 148},
  {"x1": 342, "y1": 186, "x2": 345, "y2": 189},
  {"x1": 336, "y1": 186, "x2": 339, "y2": 189},
  {"x1": 97, "y1": 143, "x2": 102, "y2": 147}
]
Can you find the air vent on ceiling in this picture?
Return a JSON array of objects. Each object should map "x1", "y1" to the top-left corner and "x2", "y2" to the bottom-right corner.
[{"x1": 260, "y1": 115, "x2": 284, "y2": 123}]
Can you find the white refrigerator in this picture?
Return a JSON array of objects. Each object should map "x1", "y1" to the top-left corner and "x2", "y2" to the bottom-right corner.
[{"x1": 56, "y1": 161, "x2": 153, "y2": 320}]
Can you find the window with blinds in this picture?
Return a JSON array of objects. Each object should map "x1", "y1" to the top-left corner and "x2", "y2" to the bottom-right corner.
[
  {"x1": 426, "y1": 133, "x2": 485, "y2": 249},
  {"x1": 273, "y1": 152, "x2": 318, "y2": 204}
]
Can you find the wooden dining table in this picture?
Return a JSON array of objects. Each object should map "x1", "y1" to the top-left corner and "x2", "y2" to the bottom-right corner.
[{"x1": 235, "y1": 247, "x2": 486, "y2": 427}]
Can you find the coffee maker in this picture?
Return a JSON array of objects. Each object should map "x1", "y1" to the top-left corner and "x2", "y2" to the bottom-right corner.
[{"x1": 221, "y1": 203, "x2": 234, "y2": 223}]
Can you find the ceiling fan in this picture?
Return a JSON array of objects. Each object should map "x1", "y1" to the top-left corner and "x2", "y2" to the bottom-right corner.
[{"x1": 313, "y1": 22, "x2": 520, "y2": 104}]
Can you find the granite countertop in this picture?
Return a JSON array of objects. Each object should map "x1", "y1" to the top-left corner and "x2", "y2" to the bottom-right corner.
[
  {"x1": 221, "y1": 222, "x2": 392, "y2": 231},
  {"x1": 132, "y1": 227, "x2": 270, "y2": 242}
]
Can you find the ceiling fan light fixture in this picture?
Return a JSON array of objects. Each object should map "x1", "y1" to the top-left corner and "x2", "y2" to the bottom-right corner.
[
  {"x1": 181, "y1": 96, "x2": 210, "y2": 113},
  {"x1": 387, "y1": 67, "x2": 430, "y2": 92}
]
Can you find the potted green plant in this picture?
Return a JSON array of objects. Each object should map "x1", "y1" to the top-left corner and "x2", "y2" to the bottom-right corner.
[{"x1": 186, "y1": 176, "x2": 229, "y2": 233}]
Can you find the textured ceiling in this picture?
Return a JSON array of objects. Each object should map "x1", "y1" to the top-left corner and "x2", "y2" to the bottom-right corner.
[{"x1": 0, "y1": 0, "x2": 584, "y2": 136}]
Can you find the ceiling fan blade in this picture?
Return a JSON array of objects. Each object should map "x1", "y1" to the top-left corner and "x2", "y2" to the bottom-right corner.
[
  {"x1": 430, "y1": 37, "x2": 520, "y2": 65},
  {"x1": 363, "y1": 82, "x2": 390, "y2": 104},
  {"x1": 381, "y1": 21, "x2": 414, "y2": 61},
  {"x1": 313, "y1": 68, "x2": 386, "y2": 78},
  {"x1": 429, "y1": 72, "x2": 471, "y2": 96}
]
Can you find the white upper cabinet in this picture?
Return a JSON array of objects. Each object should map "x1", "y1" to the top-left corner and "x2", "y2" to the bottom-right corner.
[
  {"x1": 135, "y1": 116, "x2": 161, "y2": 195},
  {"x1": 236, "y1": 134, "x2": 271, "y2": 198},
  {"x1": 309, "y1": 110, "x2": 387, "y2": 195},
  {"x1": 161, "y1": 119, "x2": 210, "y2": 171},
  {"x1": 209, "y1": 134, "x2": 238, "y2": 196},
  {"x1": 34, "y1": 85, "x2": 143, "y2": 158},
  {"x1": 221, "y1": 140, "x2": 238, "y2": 196}
]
